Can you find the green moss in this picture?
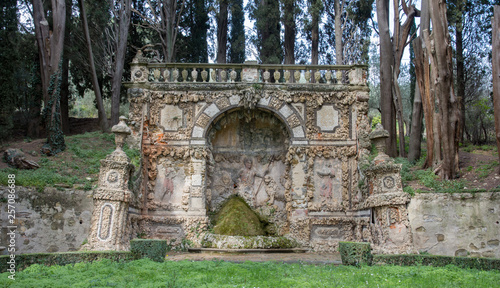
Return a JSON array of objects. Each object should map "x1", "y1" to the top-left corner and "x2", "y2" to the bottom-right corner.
[{"x1": 213, "y1": 196, "x2": 266, "y2": 236}]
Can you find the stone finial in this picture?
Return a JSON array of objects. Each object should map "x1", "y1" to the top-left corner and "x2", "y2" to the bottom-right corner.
[
  {"x1": 112, "y1": 116, "x2": 131, "y2": 152},
  {"x1": 369, "y1": 124, "x2": 390, "y2": 162}
]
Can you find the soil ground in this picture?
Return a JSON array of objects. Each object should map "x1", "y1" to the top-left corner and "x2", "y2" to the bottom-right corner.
[
  {"x1": 0, "y1": 118, "x2": 103, "y2": 170},
  {"x1": 165, "y1": 251, "x2": 342, "y2": 264}
]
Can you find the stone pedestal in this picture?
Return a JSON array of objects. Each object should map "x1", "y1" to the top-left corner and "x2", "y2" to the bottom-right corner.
[
  {"x1": 364, "y1": 124, "x2": 413, "y2": 253},
  {"x1": 87, "y1": 117, "x2": 134, "y2": 250}
]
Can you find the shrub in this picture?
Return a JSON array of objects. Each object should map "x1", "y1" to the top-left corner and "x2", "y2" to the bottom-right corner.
[
  {"x1": 374, "y1": 254, "x2": 500, "y2": 271},
  {"x1": 338, "y1": 241, "x2": 373, "y2": 267},
  {"x1": 130, "y1": 239, "x2": 168, "y2": 262},
  {"x1": 0, "y1": 251, "x2": 135, "y2": 271}
]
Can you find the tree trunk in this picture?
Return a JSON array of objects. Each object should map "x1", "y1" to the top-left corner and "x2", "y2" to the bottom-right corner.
[
  {"x1": 377, "y1": 0, "x2": 397, "y2": 157},
  {"x1": 284, "y1": 0, "x2": 295, "y2": 65},
  {"x1": 79, "y1": 0, "x2": 109, "y2": 132},
  {"x1": 426, "y1": 0, "x2": 460, "y2": 179},
  {"x1": 408, "y1": 81, "x2": 423, "y2": 162},
  {"x1": 334, "y1": 0, "x2": 343, "y2": 65},
  {"x1": 60, "y1": 0, "x2": 72, "y2": 134},
  {"x1": 217, "y1": 0, "x2": 228, "y2": 63},
  {"x1": 311, "y1": 0, "x2": 320, "y2": 65},
  {"x1": 110, "y1": 0, "x2": 132, "y2": 126},
  {"x1": 492, "y1": 6, "x2": 500, "y2": 168},
  {"x1": 60, "y1": 52, "x2": 70, "y2": 134},
  {"x1": 33, "y1": 0, "x2": 66, "y2": 154},
  {"x1": 456, "y1": 21, "x2": 465, "y2": 144}
]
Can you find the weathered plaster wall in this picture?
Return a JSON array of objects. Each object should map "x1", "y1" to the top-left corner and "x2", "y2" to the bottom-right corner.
[
  {"x1": 0, "y1": 186, "x2": 92, "y2": 254},
  {"x1": 409, "y1": 192, "x2": 500, "y2": 258}
]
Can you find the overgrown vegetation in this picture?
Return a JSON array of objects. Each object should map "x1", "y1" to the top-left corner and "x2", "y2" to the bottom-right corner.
[
  {"x1": 1, "y1": 258, "x2": 499, "y2": 287},
  {"x1": 0, "y1": 251, "x2": 135, "y2": 272},
  {"x1": 0, "y1": 132, "x2": 139, "y2": 191},
  {"x1": 130, "y1": 239, "x2": 168, "y2": 263},
  {"x1": 338, "y1": 241, "x2": 373, "y2": 267},
  {"x1": 374, "y1": 254, "x2": 500, "y2": 271}
]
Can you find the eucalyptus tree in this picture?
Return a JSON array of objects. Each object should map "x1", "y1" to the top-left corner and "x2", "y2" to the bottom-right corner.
[{"x1": 33, "y1": 0, "x2": 67, "y2": 154}]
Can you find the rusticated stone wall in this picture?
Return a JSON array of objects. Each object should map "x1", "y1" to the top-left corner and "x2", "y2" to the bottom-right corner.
[
  {"x1": 0, "y1": 186, "x2": 92, "y2": 254},
  {"x1": 409, "y1": 192, "x2": 500, "y2": 258}
]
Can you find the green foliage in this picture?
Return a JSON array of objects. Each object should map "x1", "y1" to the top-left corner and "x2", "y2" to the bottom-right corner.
[
  {"x1": 374, "y1": 254, "x2": 500, "y2": 271},
  {"x1": 0, "y1": 251, "x2": 135, "y2": 272},
  {"x1": 4, "y1": 258, "x2": 499, "y2": 287},
  {"x1": 130, "y1": 239, "x2": 168, "y2": 263},
  {"x1": 229, "y1": 0, "x2": 245, "y2": 63},
  {"x1": 0, "y1": 132, "x2": 140, "y2": 190},
  {"x1": 338, "y1": 241, "x2": 373, "y2": 267},
  {"x1": 395, "y1": 157, "x2": 467, "y2": 193},
  {"x1": 247, "y1": 0, "x2": 282, "y2": 64},
  {"x1": 476, "y1": 161, "x2": 500, "y2": 179}
]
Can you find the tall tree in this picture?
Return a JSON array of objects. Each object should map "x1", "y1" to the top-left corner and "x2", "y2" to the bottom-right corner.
[
  {"x1": 493, "y1": 6, "x2": 500, "y2": 167},
  {"x1": 176, "y1": 0, "x2": 209, "y2": 63},
  {"x1": 309, "y1": 0, "x2": 323, "y2": 65},
  {"x1": 423, "y1": 0, "x2": 460, "y2": 179},
  {"x1": 0, "y1": 0, "x2": 20, "y2": 140},
  {"x1": 376, "y1": 0, "x2": 396, "y2": 156},
  {"x1": 228, "y1": 0, "x2": 245, "y2": 63},
  {"x1": 78, "y1": 0, "x2": 109, "y2": 131},
  {"x1": 108, "y1": 0, "x2": 132, "y2": 125},
  {"x1": 133, "y1": 0, "x2": 187, "y2": 62},
  {"x1": 283, "y1": 0, "x2": 296, "y2": 64},
  {"x1": 376, "y1": 0, "x2": 419, "y2": 157},
  {"x1": 33, "y1": 0, "x2": 67, "y2": 154},
  {"x1": 217, "y1": 0, "x2": 228, "y2": 63},
  {"x1": 249, "y1": 0, "x2": 282, "y2": 63}
]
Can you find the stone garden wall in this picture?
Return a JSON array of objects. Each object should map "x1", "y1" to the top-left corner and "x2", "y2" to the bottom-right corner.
[
  {"x1": 0, "y1": 186, "x2": 92, "y2": 254},
  {"x1": 409, "y1": 192, "x2": 500, "y2": 258}
]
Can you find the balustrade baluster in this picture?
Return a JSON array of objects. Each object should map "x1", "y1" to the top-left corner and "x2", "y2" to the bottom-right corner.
[
  {"x1": 294, "y1": 70, "x2": 301, "y2": 82},
  {"x1": 305, "y1": 70, "x2": 311, "y2": 83},
  {"x1": 314, "y1": 70, "x2": 321, "y2": 83},
  {"x1": 325, "y1": 70, "x2": 332, "y2": 84},
  {"x1": 263, "y1": 69, "x2": 270, "y2": 83},
  {"x1": 153, "y1": 69, "x2": 160, "y2": 82},
  {"x1": 191, "y1": 68, "x2": 198, "y2": 82},
  {"x1": 210, "y1": 69, "x2": 216, "y2": 82},
  {"x1": 220, "y1": 69, "x2": 227, "y2": 82},
  {"x1": 201, "y1": 69, "x2": 208, "y2": 82},
  {"x1": 172, "y1": 69, "x2": 179, "y2": 82},
  {"x1": 284, "y1": 70, "x2": 290, "y2": 83},
  {"x1": 163, "y1": 69, "x2": 170, "y2": 82},
  {"x1": 274, "y1": 70, "x2": 281, "y2": 83},
  {"x1": 230, "y1": 70, "x2": 237, "y2": 82},
  {"x1": 181, "y1": 69, "x2": 188, "y2": 82}
]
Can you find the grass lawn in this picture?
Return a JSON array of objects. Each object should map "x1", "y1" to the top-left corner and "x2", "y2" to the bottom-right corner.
[{"x1": 1, "y1": 259, "x2": 499, "y2": 287}]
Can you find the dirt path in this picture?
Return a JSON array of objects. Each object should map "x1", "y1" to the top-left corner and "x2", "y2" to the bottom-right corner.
[{"x1": 165, "y1": 252, "x2": 342, "y2": 265}]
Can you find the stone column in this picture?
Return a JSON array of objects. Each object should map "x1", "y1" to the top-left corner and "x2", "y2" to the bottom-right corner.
[
  {"x1": 363, "y1": 124, "x2": 413, "y2": 253},
  {"x1": 87, "y1": 117, "x2": 134, "y2": 251}
]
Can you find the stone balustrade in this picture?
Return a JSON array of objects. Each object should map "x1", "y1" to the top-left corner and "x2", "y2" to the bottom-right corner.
[{"x1": 130, "y1": 53, "x2": 367, "y2": 86}]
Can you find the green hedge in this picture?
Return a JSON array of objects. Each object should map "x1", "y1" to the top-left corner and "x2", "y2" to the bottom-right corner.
[
  {"x1": 130, "y1": 239, "x2": 168, "y2": 262},
  {"x1": 0, "y1": 251, "x2": 136, "y2": 272},
  {"x1": 374, "y1": 254, "x2": 500, "y2": 271},
  {"x1": 338, "y1": 241, "x2": 373, "y2": 267}
]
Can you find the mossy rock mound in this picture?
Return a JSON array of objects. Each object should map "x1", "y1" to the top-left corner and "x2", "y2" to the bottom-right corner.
[{"x1": 213, "y1": 196, "x2": 265, "y2": 236}]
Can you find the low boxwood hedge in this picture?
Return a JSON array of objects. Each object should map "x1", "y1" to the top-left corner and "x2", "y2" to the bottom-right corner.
[
  {"x1": 338, "y1": 241, "x2": 373, "y2": 267},
  {"x1": 374, "y1": 254, "x2": 500, "y2": 271},
  {"x1": 130, "y1": 239, "x2": 168, "y2": 262},
  {"x1": 0, "y1": 251, "x2": 136, "y2": 272}
]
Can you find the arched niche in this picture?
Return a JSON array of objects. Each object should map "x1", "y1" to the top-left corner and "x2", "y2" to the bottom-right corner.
[{"x1": 205, "y1": 109, "x2": 291, "y2": 235}]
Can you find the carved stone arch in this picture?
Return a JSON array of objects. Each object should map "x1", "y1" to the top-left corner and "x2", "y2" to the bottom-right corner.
[{"x1": 190, "y1": 95, "x2": 306, "y2": 140}]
